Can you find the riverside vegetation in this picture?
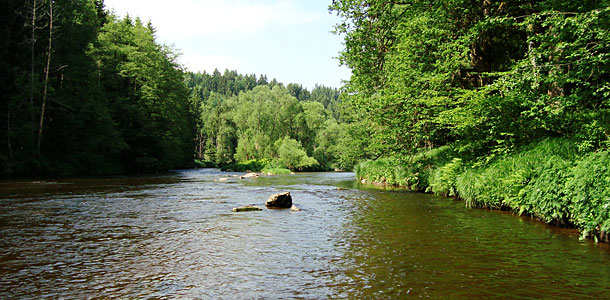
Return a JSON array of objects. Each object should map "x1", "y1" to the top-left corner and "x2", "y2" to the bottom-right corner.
[
  {"x1": 1, "y1": 0, "x2": 353, "y2": 175},
  {"x1": 333, "y1": 0, "x2": 610, "y2": 241},
  {"x1": 1, "y1": 1, "x2": 609, "y2": 241}
]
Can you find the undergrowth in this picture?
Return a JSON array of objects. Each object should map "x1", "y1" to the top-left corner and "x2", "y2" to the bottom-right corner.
[
  {"x1": 356, "y1": 138, "x2": 610, "y2": 242},
  {"x1": 220, "y1": 159, "x2": 292, "y2": 175}
]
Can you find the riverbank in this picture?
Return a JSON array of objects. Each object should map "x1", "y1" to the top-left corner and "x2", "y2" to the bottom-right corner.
[{"x1": 355, "y1": 138, "x2": 610, "y2": 242}]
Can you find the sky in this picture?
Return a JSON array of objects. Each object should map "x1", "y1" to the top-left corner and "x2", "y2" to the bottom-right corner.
[{"x1": 103, "y1": 0, "x2": 352, "y2": 89}]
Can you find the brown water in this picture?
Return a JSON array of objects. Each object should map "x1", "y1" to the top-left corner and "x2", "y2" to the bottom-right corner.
[{"x1": 0, "y1": 169, "x2": 609, "y2": 299}]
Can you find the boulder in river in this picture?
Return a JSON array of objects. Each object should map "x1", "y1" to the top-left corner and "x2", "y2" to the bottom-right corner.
[
  {"x1": 232, "y1": 205, "x2": 263, "y2": 212},
  {"x1": 240, "y1": 172, "x2": 260, "y2": 179},
  {"x1": 265, "y1": 192, "x2": 292, "y2": 208},
  {"x1": 290, "y1": 205, "x2": 301, "y2": 212}
]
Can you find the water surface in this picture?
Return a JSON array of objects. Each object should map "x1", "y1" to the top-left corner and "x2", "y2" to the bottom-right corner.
[{"x1": 1, "y1": 169, "x2": 609, "y2": 299}]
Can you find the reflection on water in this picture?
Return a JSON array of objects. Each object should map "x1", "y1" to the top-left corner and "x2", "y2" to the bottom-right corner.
[{"x1": 0, "y1": 169, "x2": 609, "y2": 299}]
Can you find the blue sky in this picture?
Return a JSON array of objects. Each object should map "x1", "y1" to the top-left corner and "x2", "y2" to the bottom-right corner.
[{"x1": 103, "y1": 0, "x2": 351, "y2": 89}]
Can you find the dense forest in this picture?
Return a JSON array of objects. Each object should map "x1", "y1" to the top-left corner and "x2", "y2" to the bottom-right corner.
[
  {"x1": 1, "y1": 0, "x2": 193, "y2": 175},
  {"x1": 185, "y1": 70, "x2": 350, "y2": 171},
  {"x1": 2, "y1": 0, "x2": 609, "y2": 239},
  {"x1": 330, "y1": 0, "x2": 610, "y2": 241},
  {"x1": 0, "y1": 0, "x2": 352, "y2": 175}
]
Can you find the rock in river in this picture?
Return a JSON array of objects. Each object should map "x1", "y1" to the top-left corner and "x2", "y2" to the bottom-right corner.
[
  {"x1": 265, "y1": 192, "x2": 292, "y2": 208},
  {"x1": 240, "y1": 172, "x2": 260, "y2": 179},
  {"x1": 232, "y1": 205, "x2": 263, "y2": 212}
]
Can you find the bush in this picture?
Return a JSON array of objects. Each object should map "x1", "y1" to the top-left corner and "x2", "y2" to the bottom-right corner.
[
  {"x1": 355, "y1": 146, "x2": 456, "y2": 190},
  {"x1": 566, "y1": 151, "x2": 610, "y2": 241},
  {"x1": 355, "y1": 137, "x2": 610, "y2": 242},
  {"x1": 220, "y1": 159, "x2": 267, "y2": 172},
  {"x1": 277, "y1": 137, "x2": 319, "y2": 170},
  {"x1": 194, "y1": 159, "x2": 217, "y2": 168},
  {"x1": 455, "y1": 138, "x2": 578, "y2": 210},
  {"x1": 429, "y1": 158, "x2": 463, "y2": 197},
  {"x1": 521, "y1": 156, "x2": 572, "y2": 224}
]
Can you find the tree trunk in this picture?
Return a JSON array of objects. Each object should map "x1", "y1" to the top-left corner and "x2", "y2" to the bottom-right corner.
[
  {"x1": 30, "y1": 0, "x2": 37, "y2": 109},
  {"x1": 6, "y1": 103, "x2": 13, "y2": 174},
  {"x1": 36, "y1": 0, "x2": 52, "y2": 159}
]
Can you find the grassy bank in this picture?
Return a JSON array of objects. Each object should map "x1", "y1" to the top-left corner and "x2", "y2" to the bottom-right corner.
[{"x1": 356, "y1": 138, "x2": 610, "y2": 242}]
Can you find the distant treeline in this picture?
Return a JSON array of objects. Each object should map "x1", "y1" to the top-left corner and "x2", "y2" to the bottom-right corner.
[
  {"x1": 0, "y1": 0, "x2": 357, "y2": 176},
  {"x1": 186, "y1": 70, "x2": 356, "y2": 171},
  {"x1": 1, "y1": 0, "x2": 194, "y2": 175}
]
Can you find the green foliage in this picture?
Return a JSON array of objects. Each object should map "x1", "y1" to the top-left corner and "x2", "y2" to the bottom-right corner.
[
  {"x1": 91, "y1": 14, "x2": 194, "y2": 172},
  {"x1": 355, "y1": 145, "x2": 459, "y2": 191},
  {"x1": 194, "y1": 159, "x2": 217, "y2": 168},
  {"x1": 333, "y1": 0, "x2": 610, "y2": 241},
  {"x1": 521, "y1": 156, "x2": 572, "y2": 224},
  {"x1": 276, "y1": 137, "x2": 318, "y2": 171},
  {"x1": 220, "y1": 159, "x2": 267, "y2": 172},
  {"x1": 356, "y1": 137, "x2": 610, "y2": 241},
  {"x1": 218, "y1": 159, "x2": 291, "y2": 175},
  {"x1": 355, "y1": 158, "x2": 403, "y2": 185},
  {"x1": 331, "y1": 0, "x2": 610, "y2": 159},
  {"x1": 188, "y1": 75, "x2": 347, "y2": 171},
  {"x1": 456, "y1": 138, "x2": 610, "y2": 241},
  {"x1": 429, "y1": 158, "x2": 463, "y2": 197},
  {"x1": 0, "y1": 2, "x2": 195, "y2": 175},
  {"x1": 455, "y1": 138, "x2": 579, "y2": 209},
  {"x1": 566, "y1": 151, "x2": 610, "y2": 241}
]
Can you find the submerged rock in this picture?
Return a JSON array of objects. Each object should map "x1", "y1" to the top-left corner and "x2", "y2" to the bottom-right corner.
[
  {"x1": 290, "y1": 205, "x2": 301, "y2": 212},
  {"x1": 240, "y1": 172, "x2": 260, "y2": 179},
  {"x1": 232, "y1": 205, "x2": 263, "y2": 212},
  {"x1": 265, "y1": 192, "x2": 292, "y2": 208}
]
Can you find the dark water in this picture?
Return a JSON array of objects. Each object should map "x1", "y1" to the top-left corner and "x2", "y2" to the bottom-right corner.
[{"x1": 0, "y1": 169, "x2": 609, "y2": 299}]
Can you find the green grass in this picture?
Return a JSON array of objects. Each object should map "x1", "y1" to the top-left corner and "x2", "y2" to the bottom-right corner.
[
  {"x1": 220, "y1": 159, "x2": 267, "y2": 172},
  {"x1": 356, "y1": 138, "x2": 610, "y2": 242}
]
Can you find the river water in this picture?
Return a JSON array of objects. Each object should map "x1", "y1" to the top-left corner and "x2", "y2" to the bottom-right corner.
[{"x1": 0, "y1": 169, "x2": 609, "y2": 299}]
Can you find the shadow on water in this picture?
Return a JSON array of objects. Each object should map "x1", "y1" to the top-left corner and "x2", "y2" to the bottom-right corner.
[
  {"x1": 336, "y1": 182, "x2": 610, "y2": 299},
  {"x1": 0, "y1": 169, "x2": 609, "y2": 299}
]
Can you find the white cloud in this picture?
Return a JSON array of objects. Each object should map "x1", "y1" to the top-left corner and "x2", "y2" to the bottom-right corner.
[
  {"x1": 103, "y1": 0, "x2": 349, "y2": 88},
  {"x1": 104, "y1": 0, "x2": 320, "y2": 40}
]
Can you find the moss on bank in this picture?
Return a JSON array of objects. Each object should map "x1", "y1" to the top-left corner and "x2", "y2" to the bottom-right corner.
[{"x1": 356, "y1": 138, "x2": 610, "y2": 242}]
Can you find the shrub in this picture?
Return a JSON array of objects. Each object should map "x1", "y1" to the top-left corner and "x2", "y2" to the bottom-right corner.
[
  {"x1": 521, "y1": 156, "x2": 573, "y2": 224},
  {"x1": 220, "y1": 159, "x2": 267, "y2": 172},
  {"x1": 277, "y1": 137, "x2": 319, "y2": 170},
  {"x1": 566, "y1": 151, "x2": 610, "y2": 241},
  {"x1": 429, "y1": 158, "x2": 463, "y2": 197}
]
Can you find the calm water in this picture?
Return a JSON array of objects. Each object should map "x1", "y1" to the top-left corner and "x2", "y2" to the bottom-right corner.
[{"x1": 0, "y1": 169, "x2": 609, "y2": 299}]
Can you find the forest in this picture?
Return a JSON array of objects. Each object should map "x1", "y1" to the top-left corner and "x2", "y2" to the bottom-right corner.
[
  {"x1": 1, "y1": 0, "x2": 194, "y2": 174},
  {"x1": 330, "y1": 0, "x2": 610, "y2": 241},
  {"x1": 0, "y1": 0, "x2": 352, "y2": 175},
  {"x1": 1, "y1": 0, "x2": 609, "y2": 239},
  {"x1": 185, "y1": 71, "x2": 350, "y2": 172}
]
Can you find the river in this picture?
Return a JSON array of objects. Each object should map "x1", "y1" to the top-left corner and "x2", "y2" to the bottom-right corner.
[{"x1": 1, "y1": 169, "x2": 609, "y2": 299}]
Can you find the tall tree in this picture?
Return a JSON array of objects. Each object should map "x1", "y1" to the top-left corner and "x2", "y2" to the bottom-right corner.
[{"x1": 36, "y1": 0, "x2": 52, "y2": 159}]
